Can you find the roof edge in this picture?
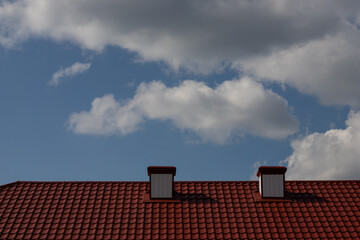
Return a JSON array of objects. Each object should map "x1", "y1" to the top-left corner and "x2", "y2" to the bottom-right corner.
[{"x1": 1, "y1": 179, "x2": 359, "y2": 188}]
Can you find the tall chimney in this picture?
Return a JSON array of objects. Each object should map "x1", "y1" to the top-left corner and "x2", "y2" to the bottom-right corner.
[
  {"x1": 147, "y1": 166, "x2": 176, "y2": 199},
  {"x1": 257, "y1": 166, "x2": 287, "y2": 198}
]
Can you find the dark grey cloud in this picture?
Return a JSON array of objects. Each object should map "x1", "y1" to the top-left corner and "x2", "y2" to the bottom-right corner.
[
  {"x1": 241, "y1": 28, "x2": 360, "y2": 108},
  {"x1": 1, "y1": 0, "x2": 360, "y2": 106},
  {"x1": 0, "y1": 0, "x2": 346, "y2": 73}
]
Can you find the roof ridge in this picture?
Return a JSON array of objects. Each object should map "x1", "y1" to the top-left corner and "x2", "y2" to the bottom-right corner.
[
  {"x1": 3, "y1": 180, "x2": 149, "y2": 184},
  {"x1": 286, "y1": 180, "x2": 360, "y2": 182},
  {"x1": 1, "y1": 179, "x2": 359, "y2": 187},
  {"x1": 0, "y1": 181, "x2": 21, "y2": 189}
]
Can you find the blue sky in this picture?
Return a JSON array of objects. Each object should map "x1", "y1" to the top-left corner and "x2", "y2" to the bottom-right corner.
[{"x1": 0, "y1": 0, "x2": 360, "y2": 184}]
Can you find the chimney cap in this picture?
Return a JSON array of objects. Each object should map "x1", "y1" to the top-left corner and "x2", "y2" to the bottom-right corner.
[
  {"x1": 257, "y1": 166, "x2": 287, "y2": 177},
  {"x1": 147, "y1": 166, "x2": 176, "y2": 176}
]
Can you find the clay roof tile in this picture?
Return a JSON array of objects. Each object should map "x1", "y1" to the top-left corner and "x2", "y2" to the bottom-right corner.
[{"x1": 0, "y1": 180, "x2": 359, "y2": 239}]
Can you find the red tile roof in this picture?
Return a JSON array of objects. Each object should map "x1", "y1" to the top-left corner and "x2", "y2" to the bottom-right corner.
[{"x1": 0, "y1": 180, "x2": 359, "y2": 239}]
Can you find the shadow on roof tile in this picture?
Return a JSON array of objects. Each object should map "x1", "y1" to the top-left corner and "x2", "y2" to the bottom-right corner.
[
  {"x1": 284, "y1": 191, "x2": 328, "y2": 202},
  {"x1": 174, "y1": 192, "x2": 217, "y2": 203}
]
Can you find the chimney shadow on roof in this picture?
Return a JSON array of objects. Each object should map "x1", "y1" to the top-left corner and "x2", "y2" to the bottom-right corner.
[
  {"x1": 174, "y1": 192, "x2": 217, "y2": 203},
  {"x1": 284, "y1": 191, "x2": 328, "y2": 202}
]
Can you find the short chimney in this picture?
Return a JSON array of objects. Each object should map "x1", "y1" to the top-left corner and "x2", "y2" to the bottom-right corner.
[
  {"x1": 257, "y1": 166, "x2": 287, "y2": 198},
  {"x1": 147, "y1": 166, "x2": 176, "y2": 199}
]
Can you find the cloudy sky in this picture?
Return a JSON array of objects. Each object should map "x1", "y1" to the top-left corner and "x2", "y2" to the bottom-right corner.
[{"x1": 1, "y1": 0, "x2": 360, "y2": 184}]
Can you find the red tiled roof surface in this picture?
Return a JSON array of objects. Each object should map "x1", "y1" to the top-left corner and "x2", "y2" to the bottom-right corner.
[{"x1": 0, "y1": 180, "x2": 359, "y2": 239}]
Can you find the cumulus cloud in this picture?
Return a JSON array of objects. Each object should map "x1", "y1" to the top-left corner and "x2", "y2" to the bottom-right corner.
[
  {"x1": 68, "y1": 94, "x2": 143, "y2": 136},
  {"x1": 0, "y1": 0, "x2": 348, "y2": 73},
  {"x1": 1, "y1": 0, "x2": 360, "y2": 106},
  {"x1": 284, "y1": 111, "x2": 360, "y2": 180},
  {"x1": 48, "y1": 62, "x2": 91, "y2": 86},
  {"x1": 68, "y1": 77, "x2": 298, "y2": 144},
  {"x1": 241, "y1": 28, "x2": 360, "y2": 108}
]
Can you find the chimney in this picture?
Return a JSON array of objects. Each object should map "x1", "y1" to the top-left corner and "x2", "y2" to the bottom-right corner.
[
  {"x1": 257, "y1": 166, "x2": 287, "y2": 198},
  {"x1": 147, "y1": 166, "x2": 176, "y2": 199}
]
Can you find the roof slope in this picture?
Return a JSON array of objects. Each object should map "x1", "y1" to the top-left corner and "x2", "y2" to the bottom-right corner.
[{"x1": 0, "y1": 181, "x2": 359, "y2": 239}]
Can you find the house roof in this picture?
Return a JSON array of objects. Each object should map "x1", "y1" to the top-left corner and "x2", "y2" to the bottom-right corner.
[{"x1": 0, "y1": 180, "x2": 359, "y2": 239}]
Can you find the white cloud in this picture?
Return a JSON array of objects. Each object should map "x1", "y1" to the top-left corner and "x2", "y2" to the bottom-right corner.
[
  {"x1": 48, "y1": 62, "x2": 91, "y2": 86},
  {"x1": 68, "y1": 77, "x2": 298, "y2": 144},
  {"x1": 284, "y1": 111, "x2": 360, "y2": 180},
  {"x1": 68, "y1": 94, "x2": 143, "y2": 135},
  {"x1": 241, "y1": 28, "x2": 360, "y2": 108},
  {"x1": 0, "y1": 0, "x2": 349, "y2": 73},
  {"x1": 2, "y1": 0, "x2": 360, "y2": 106}
]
